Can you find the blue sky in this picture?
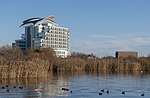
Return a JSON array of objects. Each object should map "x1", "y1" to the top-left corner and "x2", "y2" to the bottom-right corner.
[{"x1": 0, "y1": 0, "x2": 150, "y2": 57}]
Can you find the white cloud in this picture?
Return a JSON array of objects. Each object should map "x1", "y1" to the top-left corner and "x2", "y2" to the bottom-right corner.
[
  {"x1": 71, "y1": 33, "x2": 150, "y2": 57},
  {"x1": 90, "y1": 35, "x2": 117, "y2": 40}
]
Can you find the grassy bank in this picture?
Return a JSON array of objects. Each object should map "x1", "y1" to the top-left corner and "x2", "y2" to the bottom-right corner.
[{"x1": 0, "y1": 46, "x2": 150, "y2": 78}]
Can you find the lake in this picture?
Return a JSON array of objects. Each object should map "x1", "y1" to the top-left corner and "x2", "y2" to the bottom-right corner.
[{"x1": 0, "y1": 71, "x2": 150, "y2": 98}]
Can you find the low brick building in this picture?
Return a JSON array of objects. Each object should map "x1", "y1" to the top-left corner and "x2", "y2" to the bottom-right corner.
[{"x1": 115, "y1": 51, "x2": 138, "y2": 58}]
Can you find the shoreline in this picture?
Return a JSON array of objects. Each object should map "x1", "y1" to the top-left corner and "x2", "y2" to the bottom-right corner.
[
  {"x1": 0, "y1": 47, "x2": 150, "y2": 79},
  {"x1": 0, "y1": 57, "x2": 150, "y2": 79}
]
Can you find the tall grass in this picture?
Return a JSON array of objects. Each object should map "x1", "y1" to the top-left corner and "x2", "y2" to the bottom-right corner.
[
  {"x1": 52, "y1": 57, "x2": 150, "y2": 72},
  {"x1": 0, "y1": 46, "x2": 150, "y2": 79},
  {"x1": 0, "y1": 46, "x2": 54, "y2": 79}
]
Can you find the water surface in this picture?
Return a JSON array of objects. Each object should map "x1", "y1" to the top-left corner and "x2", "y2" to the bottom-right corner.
[{"x1": 0, "y1": 71, "x2": 150, "y2": 98}]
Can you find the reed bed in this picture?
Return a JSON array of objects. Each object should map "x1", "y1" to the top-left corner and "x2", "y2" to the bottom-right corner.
[
  {"x1": 0, "y1": 58, "x2": 51, "y2": 78},
  {"x1": 0, "y1": 46, "x2": 150, "y2": 79},
  {"x1": 52, "y1": 58, "x2": 150, "y2": 72}
]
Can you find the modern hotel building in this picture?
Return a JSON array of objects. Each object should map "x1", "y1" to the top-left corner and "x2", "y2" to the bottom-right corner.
[{"x1": 13, "y1": 16, "x2": 70, "y2": 58}]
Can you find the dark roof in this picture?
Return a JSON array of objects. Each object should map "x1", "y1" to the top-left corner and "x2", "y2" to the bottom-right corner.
[{"x1": 20, "y1": 16, "x2": 55, "y2": 27}]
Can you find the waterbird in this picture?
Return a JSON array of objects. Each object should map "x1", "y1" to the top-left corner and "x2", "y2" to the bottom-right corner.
[
  {"x1": 19, "y1": 86, "x2": 23, "y2": 89},
  {"x1": 5, "y1": 85, "x2": 8, "y2": 88},
  {"x1": 141, "y1": 93, "x2": 144, "y2": 96},
  {"x1": 99, "y1": 92, "x2": 102, "y2": 95},
  {"x1": 2, "y1": 87, "x2": 5, "y2": 89},
  {"x1": 106, "y1": 90, "x2": 109, "y2": 94},
  {"x1": 62, "y1": 88, "x2": 69, "y2": 91},
  {"x1": 6, "y1": 89, "x2": 9, "y2": 92},
  {"x1": 13, "y1": 86, "x2": 16, "y2": 88},
  {"x1": 70, "y1": 91, "x2": 72, "y2": 93},
  {"x1": 101, "y1": 89, "x2": 104, "y2": 92},
  {"x1": 122, "y1": 91, "x2": 125, "y2": 95}
]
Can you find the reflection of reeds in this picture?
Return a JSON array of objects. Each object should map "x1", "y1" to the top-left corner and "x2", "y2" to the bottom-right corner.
[{"x1": 0, "y1": 46, "x2": 150, "y2": 79}]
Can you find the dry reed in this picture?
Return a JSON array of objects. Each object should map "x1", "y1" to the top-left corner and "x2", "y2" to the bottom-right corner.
[{"x1": 0, "y1": 46, "x2": 150, "y2": 79}]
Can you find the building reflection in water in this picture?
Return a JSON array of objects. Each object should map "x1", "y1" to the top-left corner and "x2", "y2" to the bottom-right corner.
[{"x1": 0, "y1": 72, "x2": 71, "y2": 97}]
